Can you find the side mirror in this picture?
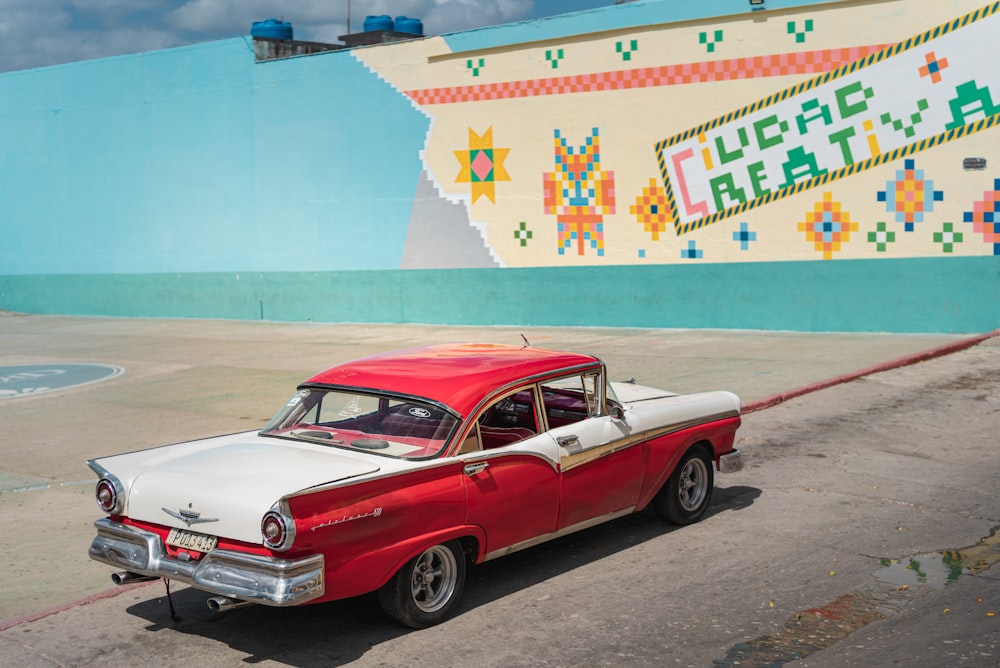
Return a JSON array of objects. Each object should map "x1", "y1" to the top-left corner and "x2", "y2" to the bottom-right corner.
[{"x1": 609, "y1": 405, "x2": 625, "y2": 420}]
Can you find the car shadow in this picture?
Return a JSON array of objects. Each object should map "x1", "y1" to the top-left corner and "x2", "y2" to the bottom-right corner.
[{"x1": 125, "y1": 484, "x2": 760, "y2": 666}]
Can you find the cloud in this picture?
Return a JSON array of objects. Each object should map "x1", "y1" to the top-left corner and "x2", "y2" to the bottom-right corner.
[
  {"x1": 0, "y1": 0, "x2": 184, "y2": 71},
  {"x1": 165, "y1": 0, "x2": 534, "y2": 39},
  {"x1": 0, "y1": 0, "x2": 538, "y2": 73}
]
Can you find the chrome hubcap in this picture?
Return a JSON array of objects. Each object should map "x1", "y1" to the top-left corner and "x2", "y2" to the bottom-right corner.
[
  {"x1": 410, "y1": 545, "x2": 458, "y2": 613},
  {"x1": 678, "y1": 457, "x2": 709, "y2": 511}
]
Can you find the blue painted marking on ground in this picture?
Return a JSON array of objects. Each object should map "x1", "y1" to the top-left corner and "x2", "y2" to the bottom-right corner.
[{"x1": 0, "y1": 364, "x2": 123, "y2": 398}]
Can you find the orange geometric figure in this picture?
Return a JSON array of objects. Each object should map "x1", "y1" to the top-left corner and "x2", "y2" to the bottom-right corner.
[
  {"x1": 630, "y1": 178, "x2": 673, "y2": 241},
  {"x1": 798, "y1": 192, "x2": 858, "y2": 259}
]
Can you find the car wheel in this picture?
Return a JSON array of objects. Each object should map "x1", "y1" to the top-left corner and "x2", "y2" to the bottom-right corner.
[
  {"x1": 654, "y1": 447, "x2": 714, "y2": 525},
  {"x1": 378, "y1": 540, "x2": 466, "y2": 628}
]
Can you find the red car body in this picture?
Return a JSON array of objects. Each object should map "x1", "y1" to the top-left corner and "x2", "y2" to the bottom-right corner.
[{"x1": 89, "y1": 344, "x2": 742, "y2": 626}]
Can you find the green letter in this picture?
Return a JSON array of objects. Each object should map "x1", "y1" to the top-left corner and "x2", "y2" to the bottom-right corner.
[
  {"x1": 710, "y1": 172, "x2": 748, "y2": 212},
  {"x1": 754, "y1": 114, "x2": 789, "y2": 150},
  {"x1": 780, "y1": 146, "x2": 828, "y2": 187},
  {"x1": 828, "y1": 126, "x2": 857, "y2": 166},
  {"x1": 946, "y1": 80, "x2": 1000, "y2": 130},
  {"x1": 747, "y1": 161, "x2": 771, "y2": 198},
  {"x1": 796, "y1": 98, "x2": 834, "y2": 135},
  {"x1": 715, "y1": 127, "x2": 750, "y2": 164},
  {"x1": 835, "y1": 81, "x2": 874, "y2": 119}
]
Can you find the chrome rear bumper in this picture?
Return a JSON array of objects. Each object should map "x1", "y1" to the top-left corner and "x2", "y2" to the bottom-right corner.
[
  {"x1": 718, "y1": 449, "x2": 743, "y2": 474},
  {"x1": 89, "y1": 518, "x2": 324, "y2": 607}
]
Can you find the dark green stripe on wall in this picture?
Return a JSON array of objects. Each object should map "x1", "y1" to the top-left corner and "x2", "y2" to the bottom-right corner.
[{"x1": 1, "y1": 257, "x2": 997, "y2": 333}]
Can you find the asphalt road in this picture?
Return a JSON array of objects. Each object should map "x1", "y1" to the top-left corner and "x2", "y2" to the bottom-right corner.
[{"x1": 0, "y1": 317, "x2": 997, "y2": 666}]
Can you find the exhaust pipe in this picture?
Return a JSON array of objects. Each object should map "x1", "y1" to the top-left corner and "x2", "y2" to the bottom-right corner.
[
  {"x1": 207, "y1": 596, "x2": 254, "y2": 612},
  {"x1": 111, "y1": 571, "x2": 159, "y2": 585}
]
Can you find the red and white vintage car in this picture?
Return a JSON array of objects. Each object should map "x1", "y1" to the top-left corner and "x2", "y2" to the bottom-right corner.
[{"x1": 89, "y1": 344, "x2": 742, "y2": 627}]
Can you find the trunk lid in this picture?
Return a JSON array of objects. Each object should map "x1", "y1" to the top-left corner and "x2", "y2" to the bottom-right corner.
[{"x1": 94, "y1": 432, "x2": 380, "y2": 544}]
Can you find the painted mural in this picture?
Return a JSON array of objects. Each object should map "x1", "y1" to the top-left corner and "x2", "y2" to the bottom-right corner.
[
  {"x1": 1, "y1": 0, "x2": 996, "y2": 332},
  {"x1": 354, "y1": 0, "x2": 999, "y2": 268}
]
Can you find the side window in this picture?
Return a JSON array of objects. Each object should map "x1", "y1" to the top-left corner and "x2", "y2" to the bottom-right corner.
[
  {"x1": 462, "y1": 387, "x2": 540, "y2": 452},
  {"x1": 540, "y1": 373, "x2": 601, "y2": 428}
]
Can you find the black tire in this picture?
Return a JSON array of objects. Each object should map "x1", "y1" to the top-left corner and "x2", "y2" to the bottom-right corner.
[
  {"x1": 378, "y1": 540, "x2": 466, "y2": 628},
  {"x1": 653, "y1": 447, "x2": 714, "y2": 525}
]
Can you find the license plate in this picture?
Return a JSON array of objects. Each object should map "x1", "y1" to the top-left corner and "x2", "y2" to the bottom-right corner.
[{"x1": 166, "y1": 528, "x2": 218, "y2": 553}]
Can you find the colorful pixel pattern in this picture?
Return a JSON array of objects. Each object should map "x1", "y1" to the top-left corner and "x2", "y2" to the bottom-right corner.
[
  {"x1": 868, "y1": 221, "x2": 896, "y2": 252},
  {"x1": 699, "y1": 30, "x2": 723, "y2": 54},
  {"x1": 616, "y1": 40, "x2": 638, "y2": 62},
  {"x1": 733, "y1": 222, "x2": 757, "y2": 251},
  {"x1": 514, "y1": 221, "x2": 533, "y2": 247},
  {"x1": 630, "y1": 178, "x2": 671, "y2": 240},
  {"x1": 544, "y1": 128, "x2": 615, "y2": 256},
  {"x1": 798, "y1": 192, "x2": 858, "y2": 259},
  {"x1": 467, "y1": 58, "x2": 485, "y2": 77},
  {"x1": 454, "y1": 127, "x2": 511, "y2": 204},
  {"x1": 877, "y1": 159, "x2": 944, "y2": 231},
  {"x1": 933, "y1": 222, "x2": 963, "y2": 253},
  {"x1": 406, "y1": 45, "x2": 886, "y2": 105},
  {"x1": 919, "y1": 51, "x2": 949, "y2": 84},
  {"x1": 787, "y1": 19, "x2": 814, "y2": 44},
  {"x1": 681, "y1": 240, "x2": 703, "y2": 259},
  {"x1": 964, "y1": 178, "x2": 1000, "y2": 255}
]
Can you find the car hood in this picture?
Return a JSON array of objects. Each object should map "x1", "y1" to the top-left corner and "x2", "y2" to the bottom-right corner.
[
  {"x1": 610, "y1": 381, "x2": 679, "y2": 405},
  {"x1": 92, "y1": 432, "x2": 380, "y2": 544}
]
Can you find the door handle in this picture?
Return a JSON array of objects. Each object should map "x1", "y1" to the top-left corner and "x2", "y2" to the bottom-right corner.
[
  {"x1": 557, "y1": 435, "x2": 580, "y2": 447},
  {"x1": 463, "y1": 462, "x2": 489, "y2": 476}
]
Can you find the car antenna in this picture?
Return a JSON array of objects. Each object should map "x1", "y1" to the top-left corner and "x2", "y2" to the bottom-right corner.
[{"x1": 520, "y1": 334, "x2": 531, "y2": 348}]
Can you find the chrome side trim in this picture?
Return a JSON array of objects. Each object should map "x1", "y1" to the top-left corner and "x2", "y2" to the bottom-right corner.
[
  {"x1": 641, "y1": 410, "x2": 741, "y2": 442},
  {"x1": 89, "y1": 518, "x2": 324, "y2": 607},
  {"x1": 559, "y1": 410, "x2": 740, "y2": 472},
  {"x1": 459, "y1": 446, "x2": 561, "y2": 470},
  {"x1": 289, "y1": 446, "x2": 563, "y2": 498},
  {"x1": 559, "y1": 433, "x2": 646, "y2": 471},
  {"x1": 86, "y1": 459, "x2": 111, "y2": 478},
  {"x1": 288, "y1": 409, "x2": 740, "y2": 497},
  {"x1": 719, "y1": 449, "x2": 743, "y2": 474},
  {"x1": 483, "y1": 507, "x2": 635, "y2": 561},
  {"x1": 287, "y1": 457, "x2": 465, "y2": 497}
]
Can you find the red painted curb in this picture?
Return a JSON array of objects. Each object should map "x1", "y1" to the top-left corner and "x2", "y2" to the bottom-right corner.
[
  {"x1": 0, "y1": 581, "x2": 153, "y2": 632},
  {"x1": 742, "y1": 329, "x2": 1000, "y2": 414}
]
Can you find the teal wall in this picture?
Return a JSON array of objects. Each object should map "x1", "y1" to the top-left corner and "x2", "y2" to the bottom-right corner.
[
  {"x1": 0, "y1": 38, "x2": 429, "y2": 275},
  {"x1": 0, "y1": 40, "x2": 256, "y2": 274},
  {"x1": 2, "y1": 257, "x2": 996, "y2": 333},
  {"x1": 250, "y1": 52, "x2": 430, "y2": 271}
]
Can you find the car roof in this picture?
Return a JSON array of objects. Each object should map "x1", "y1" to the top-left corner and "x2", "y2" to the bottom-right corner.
[{"x1": 303, "y1": 343, "x2": 601, "y2": 417}]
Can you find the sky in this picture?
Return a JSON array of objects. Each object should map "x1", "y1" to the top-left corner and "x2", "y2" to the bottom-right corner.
[{"x1": 0, "y1": 0, "x2": 620, "y2": 74}]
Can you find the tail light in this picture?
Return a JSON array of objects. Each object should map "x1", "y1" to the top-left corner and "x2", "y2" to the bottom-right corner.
[
  {"x1": 261, "y1": 506, "x2": 295, "y2": 551},
  {"x1": 95, "y1": 477, "x2": 124, "y2": 515}
]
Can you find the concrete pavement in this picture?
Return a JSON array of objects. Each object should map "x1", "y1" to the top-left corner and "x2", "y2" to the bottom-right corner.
[{"x1": 0, "y1": 312, "x2": 994, "y2": 627}]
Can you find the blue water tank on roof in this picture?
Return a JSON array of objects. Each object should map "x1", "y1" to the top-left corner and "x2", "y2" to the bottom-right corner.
[
  {"x1": 394, "y1": 16, "x2": 424, "y2": 35},
  {"x1": 251, "y1": 18, "x2": 293, "y2": 40},
  {"x1": 363, "y1": 15, "x2": 394, "y2": 32}
]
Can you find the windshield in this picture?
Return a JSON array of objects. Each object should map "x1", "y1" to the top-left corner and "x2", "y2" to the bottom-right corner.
[{"x1": 260, "y1": 388, "x2": 460, "y2": 460}]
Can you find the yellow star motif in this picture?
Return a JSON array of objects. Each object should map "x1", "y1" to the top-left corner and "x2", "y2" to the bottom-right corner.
[{"x1": 454, "y1": 127, "x2": 511, "y2": 203}]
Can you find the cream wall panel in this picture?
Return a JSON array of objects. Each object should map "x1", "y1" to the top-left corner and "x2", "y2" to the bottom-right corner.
[{"x1": 355, "y1": 0, "x2": 998, "y2": 268}]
